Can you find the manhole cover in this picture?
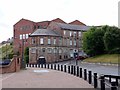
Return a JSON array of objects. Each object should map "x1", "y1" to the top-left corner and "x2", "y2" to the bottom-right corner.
[{"x1": 33, "y1": 70, "x2": 49, "y2": 73}]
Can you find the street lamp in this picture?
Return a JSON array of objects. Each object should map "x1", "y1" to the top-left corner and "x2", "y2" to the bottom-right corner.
[{"x1": 21, "y1": 36, "x2": 26, "y2": 69}]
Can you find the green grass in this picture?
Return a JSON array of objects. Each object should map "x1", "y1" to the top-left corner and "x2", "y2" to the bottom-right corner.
[{"x1": 84, "y1": 54, "x2": 120, "y2": 64}]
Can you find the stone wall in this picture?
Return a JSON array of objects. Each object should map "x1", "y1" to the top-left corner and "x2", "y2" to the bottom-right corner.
[{"x1": 0, "y1": 55, "x2": 21, "y2": 74}]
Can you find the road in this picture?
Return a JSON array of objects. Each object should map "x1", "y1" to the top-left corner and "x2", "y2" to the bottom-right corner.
[{"x1": 57, "y1": 60, "x2": 119, "y2": 76}]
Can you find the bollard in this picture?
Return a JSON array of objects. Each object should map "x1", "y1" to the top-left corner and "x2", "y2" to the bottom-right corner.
[
  {"x1": 47, "y1": 64, "x2": 49, "y2": 69},
  {"x1": 44, "y1": 64, "x2": 46, "y2": 68},
  {"x1": 76, "y1": 66, "x2": 79, "y2": 77},
  {"x1": 32, "y1": 64, "x2": 34, "y2": 67},
  {"x1": 68, "y1": 66, "x2": 70, "y2": 73},
  {"x1": 71, "y1": 65, "x2": 73, "y2": 74},
  {"x1": 41, "y1": 64, "x2": 43, "y2": 68},
  {"x1": 64, "y1": 65, "x2": 66, "y2": 72},
  {"x1": 61, "y1": 65, "x2": 63, "y2": 71},
  {"x1": 38, "y1": 64, "x2": 40, "y2": 68},
  {"x1": 111, "y1": 82, "x2": 117, "y2": 90},
  {"x1": 80, "y1": 68, "x2": 82, "y2": 78},
  {"x1": 88, "y1": 71, "x2": 92, "y2": 84},
  {"x1": 51, "y1": 64, "x2": 53, "y2": 69},
  {"x1": 100, "y1": 76, "x2": 105, "y2": 90},
  {"x1": 58, "y1": 64, "x2": 60, "y2": 71},
  {"x1": 84, "y1": 69, "x2": 87, "y2": 80},
  {"x1": 73, "y1": 66, "x2": 76, "y2": 75},
  {"x1": 29, "y1": 64, "x2": 31, "y2": 67},
  {"x1": 94, "y1": 73, "x2": 98, "y2": 88},
  {"x1": 54, "y1": 64, "x2": 56, "y2": 70},
  {"x1": 115, "y1": 78, "x2": 118, "y2": 86},
  {"x1": 35, "y1": 64, "x2": 37, "y2": 68},
  {"x1": 26, "y1": 63, "x2": 28, "y2": 67}
]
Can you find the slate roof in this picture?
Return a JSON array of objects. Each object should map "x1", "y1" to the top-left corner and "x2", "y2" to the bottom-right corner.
[
  {"x1": 30, "y1": 29, "x2": 61, "y2": 37},
  {"x1": 56, "y1": 23, "x2": 90, "y2": 31}
]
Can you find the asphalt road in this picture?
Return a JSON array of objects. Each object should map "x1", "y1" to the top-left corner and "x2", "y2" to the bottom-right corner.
[{"x1": 57, "y1": 60, "x2": 119, "y2": 76}]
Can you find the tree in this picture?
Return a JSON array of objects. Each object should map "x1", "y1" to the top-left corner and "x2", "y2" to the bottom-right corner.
[
  {"x1": 83, "y1": 26, "x2": 105, "y2": 56},
  {"x1": 103, "y1": 26, "x2": 120, "y2": 53},
  {"x1": 24, "y1": 47, "x2": 29, "y2": 63}
]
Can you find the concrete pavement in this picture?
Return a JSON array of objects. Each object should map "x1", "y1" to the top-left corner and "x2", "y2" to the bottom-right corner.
[{"x1": 1, "y1": 67, "x2": 94, "y2": 88}]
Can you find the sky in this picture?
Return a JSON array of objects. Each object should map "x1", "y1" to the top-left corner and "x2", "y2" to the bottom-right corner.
[{"x1": 0, "y1": 0, "x2": 119, "y2": 43}]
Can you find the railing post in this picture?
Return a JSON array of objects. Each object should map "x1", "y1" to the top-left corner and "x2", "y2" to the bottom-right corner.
[
  {"x1": 84, "y1": 69, "x2": 87, "y2": 80},
  {"x1": 94, "y1": 73, "x2": 98, "y2": 88},
  {"x1": 61, "y1": 65, "x2": 63, "y2": 71},
  {"x1": 71, "y1": 65, "x2": 73, "y2": 74},
  {"x1": 64, "y1": 65, "x2": 66, "y2": 72},
  {"x1": 111, "y1": 82, "x2": 117, "y2": 90},
  {"x1": 100, "y1": 75, "x2": 105, "y2": 90},
  {"x1": 54, "y1": 64, "x2": 56, "y2": 70},
  {"x1": 88, "y1": 71, "x2": 92, "y2": 84},
  {"x1": 80, "y1": 68, "x2": 82, "y2": 78},
  {"x1": 68, "y1": 66, "x2": 70, "y2": 73},
  {"x1": 76, "y1": 66, "x2": 79, "y2": 77}
]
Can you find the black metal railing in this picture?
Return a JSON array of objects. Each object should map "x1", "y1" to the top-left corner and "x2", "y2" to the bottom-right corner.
[{"x1": 26, "y1": 63, "x2": 120, "y2": 90}]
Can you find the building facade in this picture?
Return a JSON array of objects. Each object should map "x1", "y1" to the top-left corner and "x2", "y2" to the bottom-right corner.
[
  {"x1": 13, "y1": 18, "x2": 88, "y2": 63},
  {"x1": 29, "y1": 22, "x2": 89, "y2": 63},
  {"x1": 13, "y1": 18, "x2": 66, "y2": 58}
]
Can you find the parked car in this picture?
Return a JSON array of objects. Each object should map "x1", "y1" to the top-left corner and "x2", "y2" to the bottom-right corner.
[
  {"x1": 77, "y1": 52, "x2": 88, "y2": 60},
  {"x1": 37, "y1": 56, "x2": 46, "y2": 64},
  {"x1": 0, "y1": 59, "x2": 11, "y2": 65}
]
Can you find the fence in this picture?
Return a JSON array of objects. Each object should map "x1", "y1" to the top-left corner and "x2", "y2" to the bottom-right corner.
[{"x1": 26, "y1": 63, "x2": 120, "y2": 90}]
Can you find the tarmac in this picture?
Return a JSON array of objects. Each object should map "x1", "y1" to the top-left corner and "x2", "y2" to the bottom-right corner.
[{"x1": 1, "y1": 67, "x2": 94, "y2": 88}]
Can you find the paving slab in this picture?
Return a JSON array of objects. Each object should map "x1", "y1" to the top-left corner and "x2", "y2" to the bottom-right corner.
[{"x1": 1, "y1": 68, "x2": 94, "y2": 88}]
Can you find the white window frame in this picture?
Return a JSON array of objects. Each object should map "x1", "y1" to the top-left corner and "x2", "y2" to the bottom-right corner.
[
  {"x1": 70, "y1": 31, "x2": 72, "y2": 36},
  {"x1": 70, "y1": 39, "x2": 72, "y2": 45},
  {"x1": 20, "y1": 35, "x2": 22, "y2": 40},
  {"x1": 79, "y1": 32, "x2": 82, "y2": 37},
  {"x1": 40, "y1": 38, "x2": 44, "y2": 44},
  {"x1": 26, "y1": 34, "x2": 29, "y2": 39},
  {"x1": 53, "y1": 38, "x2": 56, "y2": 45},
  {"x1": 64, "y1": 30, "x2": 66, "y2": 35},
  {"x1": 48, "y1": 38, "x2": 51, "y2": 45}
]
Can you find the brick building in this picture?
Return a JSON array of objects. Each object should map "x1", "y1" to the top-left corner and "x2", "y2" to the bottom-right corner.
[
  {"x1": 13, "y1": 18, "x2": 88, "y2": 63},
  {"x1": 13, "y1": 18, "x2": 66, "y2": 57},
  {"x1": 29, "y1": 22, "x2": 89, "y2": 63}
]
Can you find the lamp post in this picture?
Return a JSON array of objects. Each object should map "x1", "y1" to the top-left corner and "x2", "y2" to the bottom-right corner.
[{"x1": 21, "y1": 37, "x2": 26, "y2": 69}]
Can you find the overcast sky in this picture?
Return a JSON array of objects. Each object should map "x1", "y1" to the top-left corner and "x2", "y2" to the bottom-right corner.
[{"x1": 0, "y1": 0, "x2": 119, "y2": 43}]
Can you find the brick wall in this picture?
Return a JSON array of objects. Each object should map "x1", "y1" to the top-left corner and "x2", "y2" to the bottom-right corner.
[{"x1": 0, "y1": 55, "x2": 21, "y2": 74}]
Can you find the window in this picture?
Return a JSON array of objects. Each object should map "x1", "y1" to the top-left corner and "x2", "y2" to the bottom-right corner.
[
  {"x1": 53, "y1": 38, "x2": 56, "y2": 45},
  {"x1": 26, "y1": 34, "x2": 29, "y2": 39},
  {"x1": 70, "y1": 39, "x2": 72, "y2": 45},
  {"x1": 23, "y1": 34, "x2": 25, "y2": 39},
  {"x1": 64, "y1": 30, "x2": 66, "y2": 35},
  {"x1": 79, "y1": 32, "x2": 82, "y2": 37},
  {"x1": 42, "y1": 48, "x2": 45, "y2": 52},
  {"x1": 53, "y1": 48, "x2": 57, "y2": 53},
  {"x1": 32, "y1": 38, "x2": 35, "y2": 44},
  {"x1": 59, "y1": 49, "x2": 62, "y2": 54},
  {"x1": 31, "y1": 48, "x2": 36, "y2": 53},
  {"x1": 74, "y1": 32, "x2": 77, "y2": 36},
  {"x1": 47, "y1": 48, "x2": 52, "y2": 53},
  {"x1": 20, "y1": 35, "x2": 22, "y2": 40},
  {"x1": 74, "y1": 40, "x2": 76, "y2": 46},
  {"x1": 59, "y1": 38, "x2": 62, "y2": 45},
  {"x1": 40, "y1": 38, "x2": 44, "y2": 44},
  {"x1": 67, "y1": 39, "x2": 69, "y2": 46},
  {"x1": 70, "y1": 31, "x2": 72, "y2": 36},
  {"x1": 48, "y1": 38, "x2": 51, "y2": 45}
]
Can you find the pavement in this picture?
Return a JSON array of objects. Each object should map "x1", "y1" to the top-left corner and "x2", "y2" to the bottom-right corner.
[{"x1": 1, "y1": 67, "x2": 94, "y2": 89}]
